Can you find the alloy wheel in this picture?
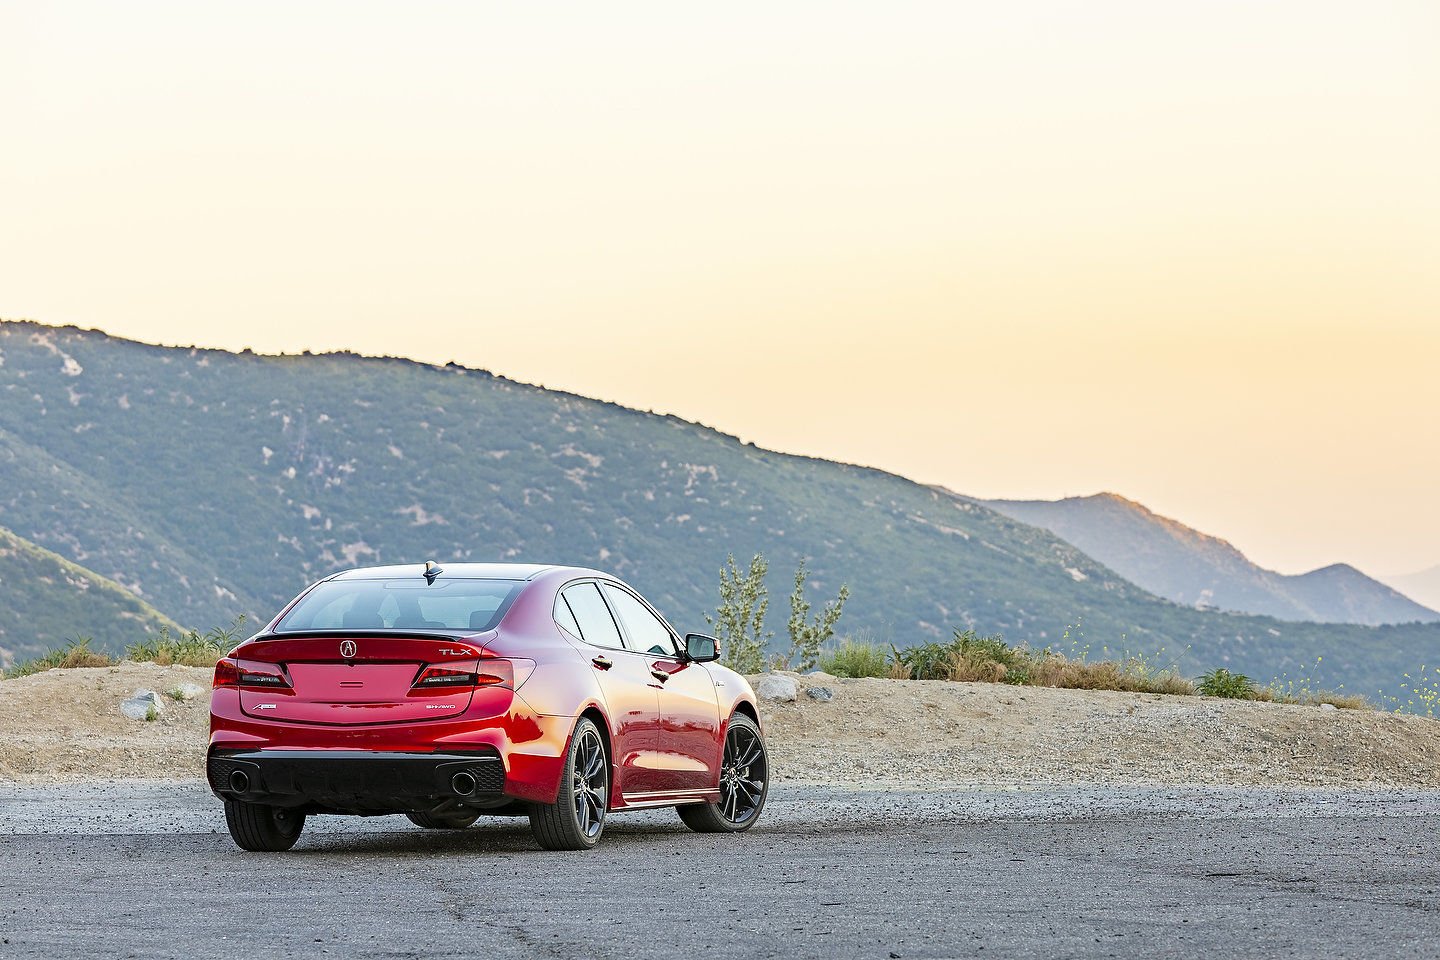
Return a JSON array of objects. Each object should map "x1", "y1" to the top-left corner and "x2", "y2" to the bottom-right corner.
[
  {"x1": 571, "y1": 728, "x2": 608, "y2": 838},
  {"x1": 717, "y1": 722, "x2": 767, "y2": 825}
]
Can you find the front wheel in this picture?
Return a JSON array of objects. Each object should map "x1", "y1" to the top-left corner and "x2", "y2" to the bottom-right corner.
[
  {"x1": 224, "y1": 799, "x2": 306, "y2": 852},
  {"x1": 679, "y1": 713, "x2": 769, "y2": 833},
  {"x1": 529, "y1": 717, "x2": 609, "y2": 850}
]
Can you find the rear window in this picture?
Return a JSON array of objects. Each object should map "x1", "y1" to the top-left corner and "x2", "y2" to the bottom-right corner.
[{"x1": 274, "y1": 579, "x2": 522, "y2": 633}]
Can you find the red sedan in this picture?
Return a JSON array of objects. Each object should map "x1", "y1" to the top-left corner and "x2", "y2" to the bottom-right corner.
[{"x1": 207, "y1": 562, "x2": 768, "y2": 851}]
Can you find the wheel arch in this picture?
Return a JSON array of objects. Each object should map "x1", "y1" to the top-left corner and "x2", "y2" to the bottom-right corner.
[
  {"x1": 730, "y1": 697, "x2": 760, "y2": 730},
  {"x1": 577, "y1": 704, "x2": 615, "y2": 787}
]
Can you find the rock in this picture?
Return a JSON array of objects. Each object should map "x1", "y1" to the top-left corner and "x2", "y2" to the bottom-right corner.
[
  {"x1": 120, "y1": 689, "x2": 164, "y2": 721},
  {"x1": 805, "y1": 686, "x2": 835, "y2": 702},
  {"x1": 1319, "y1": 702, "x2": 1337, "y2": 711},
  {"x1": 754, "y1": 674, "x2": 798, "y2": 702},
  {"x1": 168, "y1": 683, "x2": 207, "y2": 702}
]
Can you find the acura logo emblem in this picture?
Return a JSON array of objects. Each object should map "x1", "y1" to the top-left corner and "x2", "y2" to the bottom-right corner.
[{"x1": 339, "y1": 640, "x2": 357, "y2": 658}]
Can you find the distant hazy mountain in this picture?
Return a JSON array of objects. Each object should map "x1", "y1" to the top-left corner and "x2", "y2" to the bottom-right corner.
[
  {"x1": 3, "y1": 319, "x2": 1440, "y2": 697},
  {"x1": 0, "y1": 525, "x2": 178, "y2": 668},
  {"x1": 1380, "y1": 565, "x2": 1440, "y2": 615},
  {"x1": 981, "y1": 493, "x2": 1440, "y2": 626}
]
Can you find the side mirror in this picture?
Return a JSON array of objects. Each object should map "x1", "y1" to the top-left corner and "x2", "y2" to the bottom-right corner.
[{"x1": 684, "y1": 634, "x2": 720, "y2": 663}]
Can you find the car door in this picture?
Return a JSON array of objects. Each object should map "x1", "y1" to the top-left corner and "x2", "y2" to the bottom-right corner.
[
  {"x1": 600, "y1": 582, "x2": 722, "y2": 794},
  {"x1": 556, "y1": 581, "x2": 661, "y2": 798}
]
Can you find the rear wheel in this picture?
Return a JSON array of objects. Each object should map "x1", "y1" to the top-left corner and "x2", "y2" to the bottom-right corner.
[
  {"x1": 224, "y1": 799, "x2": 306, "y2": 852},
  {"x1": 529, "y1": 717, "x2": 608, "y2": 850},
  {"x1": 679, "y1": 714, "x2": 768, "y2": 833},
  {"x1": 405, "y1": 810, "x2": 480, "y2": 830}
]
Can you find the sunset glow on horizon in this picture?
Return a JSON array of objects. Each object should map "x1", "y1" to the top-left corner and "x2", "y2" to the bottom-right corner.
[{"x1": 2, "y1": 1, "x2": 1437, "y2": 576}]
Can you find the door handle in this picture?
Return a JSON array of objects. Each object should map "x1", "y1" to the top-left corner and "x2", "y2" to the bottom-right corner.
[
  {"x1": 591, "y1": 656, "x2": 613, "y2": 670},
  {"x1": 650, "y1": 668, "x2": 670, "y2": 683}
]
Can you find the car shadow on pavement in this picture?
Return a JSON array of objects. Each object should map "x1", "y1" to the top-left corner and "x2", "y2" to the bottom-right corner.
[{"x1": 283, "y1": 819, "x2": 699, "y2": 856}]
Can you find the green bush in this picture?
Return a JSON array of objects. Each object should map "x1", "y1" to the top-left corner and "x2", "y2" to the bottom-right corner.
[
  {"x1": 778, "y1": 558, "x2": 849, "y2": 672},
  {"x1": 819, "y1": 640, "x2": 892, "y2": 678},
  {"x1": 706, "y1": 554, "x2": 771, "y2": 675},
  {"x1": 891, "y1": 640, "x2": 952, "y2": 680},
  {"x1": 125, "y1": 616, "x2": 247, "y2": 667},
  {"x1": 1197, "y1": 668, "x2": 1256, "y2": 699},
  {"x1": 892, "y1": 629, "x2": 1017, "y2": 681}
]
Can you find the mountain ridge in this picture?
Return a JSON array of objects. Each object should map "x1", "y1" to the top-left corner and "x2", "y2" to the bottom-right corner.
[
  {"x1": 3, "y1": 318, "x2": 1439, "y2": 698},
  {"x1": 1380, "y1": 564, "x2": 1440, "y2": 614},
  {"x1": 981, "y1": 492, "x2": 1438, "y2": 626}
]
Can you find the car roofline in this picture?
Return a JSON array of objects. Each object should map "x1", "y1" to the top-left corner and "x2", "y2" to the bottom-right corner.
[{"x1": 315, "y1": 562, "x2": 618, "y2": 584}]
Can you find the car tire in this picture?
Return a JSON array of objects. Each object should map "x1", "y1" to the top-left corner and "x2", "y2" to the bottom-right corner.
[
  {"x1": 405, "y1": 810, "x2": 480, "y2": 830},
  {"x1": 678, "y1": 713, "x2": 769, "y2": 833},
  {"x1": 224, "y1": 798, "x2": 306, "y2": 852},
  {"x1": 529, "y1": 717, "x2": 608, "y2": 851}
]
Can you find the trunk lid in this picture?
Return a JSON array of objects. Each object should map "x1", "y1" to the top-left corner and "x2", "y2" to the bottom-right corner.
[{"x1": 236, "y1": 634, "x2": 485, "y2": 726}]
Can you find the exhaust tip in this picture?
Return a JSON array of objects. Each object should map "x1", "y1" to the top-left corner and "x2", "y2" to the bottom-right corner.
[
  {"x1": 229, "y1": 770, "x2": 251, "y2": 793},
  {"x1": 451, "y1": 770, "x2": 477, "y2": 797}
]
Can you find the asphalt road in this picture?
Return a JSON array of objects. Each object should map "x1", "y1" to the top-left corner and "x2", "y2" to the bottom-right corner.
[{"x1": 2, "y1": 782, "x2": 1438, "y2": 960}]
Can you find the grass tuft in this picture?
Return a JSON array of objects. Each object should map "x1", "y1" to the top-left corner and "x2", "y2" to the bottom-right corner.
[
  {"x1": 814, "y1": 629, "x2": 1364, "y2": 709},
  {"x1": 124, "y1": 616, "x2": 247, "y2": 668},
  {"x1": 1, "y1": 617, "x2": 248, "y2": 681},
  {"x1": 1, "y1": 637, "x2": 115, "y2": 679},
  {"x1": 1197, "y1": 668, "x2": 1257, "y2": 699},
  {"x1": 819, "y1": 640, "x2": 892, "y2": 678}
]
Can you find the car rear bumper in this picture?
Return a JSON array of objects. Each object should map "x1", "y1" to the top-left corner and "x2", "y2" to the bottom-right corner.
[
  {"x1": 209, "y1": 689, "x2": 576, "y2": 806},
  {"x1": 207, "y1": 749, "x2": 506, "y2": 812}
]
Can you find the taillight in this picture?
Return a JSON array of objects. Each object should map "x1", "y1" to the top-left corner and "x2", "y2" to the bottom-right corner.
[
  {"x1": 415, "y1": 665, "x2": 480, "y2": 687},
  {"x1": 238, "y1": 664, "x2": 292, "y2": 688},
  {"x1": 412, "y1": 658, "x2": 533, "y2": 690},
  {"x1": 475, "y1": 660, "x2": 514, "y2": 687},
  {"x1": 478, "y1": 658, "x2": 537, "y2": 688},
  {"x1": 213, "y1": 658, "x2": 239, "y2": 688}
]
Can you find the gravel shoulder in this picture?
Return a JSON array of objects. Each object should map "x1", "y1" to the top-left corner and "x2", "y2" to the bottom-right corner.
[{"x1": 1, "y1": 662, "x2": 1438, "y2": 787}]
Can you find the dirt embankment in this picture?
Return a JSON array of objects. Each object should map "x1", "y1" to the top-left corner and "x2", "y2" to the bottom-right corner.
[
  {"x1": 0, "y1": 663, "x2": 213, "y2": 782},
  {"x1": 1, "y1": 663, "x2": 1437, "y2": 787},
  {"x1": 761, "y1": 672, "x2": 1440, "y2": 788}
]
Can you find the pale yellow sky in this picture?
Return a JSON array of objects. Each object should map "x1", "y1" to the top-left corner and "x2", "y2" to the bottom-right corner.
[{"x1": 2, "y1": 1, "x2": 1437, "y2": 576}]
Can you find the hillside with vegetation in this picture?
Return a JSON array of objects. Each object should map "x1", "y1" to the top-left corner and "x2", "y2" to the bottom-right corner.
[
  {"x1": 2, "y1": 319, "x2": 1439, "y2": 697},
  {"x1": 0, "y1": 524, "x2": 178, "y2": 668},
  {"x1": 982, "y1": 492, "x2": 1439, "y2": 625}
]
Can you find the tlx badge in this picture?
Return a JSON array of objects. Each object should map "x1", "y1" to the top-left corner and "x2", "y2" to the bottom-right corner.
[{"x1": 339, "y1": 640, "x2": 357, "y2": 658}]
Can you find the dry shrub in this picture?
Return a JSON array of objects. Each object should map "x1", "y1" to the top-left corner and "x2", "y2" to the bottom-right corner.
[
  {"x1": 1254, "y1": 684, "x2": 1371, "y2": 710},
  {"x1": 1027, "y1": 653, "x2": 1194, "y2": 696},
  {"x1": 1312, "y1": 691, "x2": 1371, "y2": 710},
  {"x1": 943, "y1": 650, "x2": 1006, "y2": 683},
  {"x1": 3, "y1": 638, "x2": 115, "y2": 678},
  {"x1": 54, "y1": 645, "x2": 115, "y2": 670},
  {"x1": 1029, "y1": 655, "x2": 1134, "y2": 691},
  {"x1": 1153, "y1": 673, "x2": 1197, "y2": 696}
]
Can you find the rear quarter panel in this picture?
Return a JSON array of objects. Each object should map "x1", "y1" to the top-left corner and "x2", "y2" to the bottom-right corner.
[{"x1": 486, "y1": 573, "x2": 608, "y2": 721}]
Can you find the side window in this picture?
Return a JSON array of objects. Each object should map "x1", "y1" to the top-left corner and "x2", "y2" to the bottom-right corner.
[
  {"x1": 561, "y1": 582, "x2": 624, "y2": 648},
  {"x1": 602, "y1": 584, "x2": 677, "y2": 657},
  {"x1": 554, "y1": 593, "x2": 582, "y2": 639}
]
